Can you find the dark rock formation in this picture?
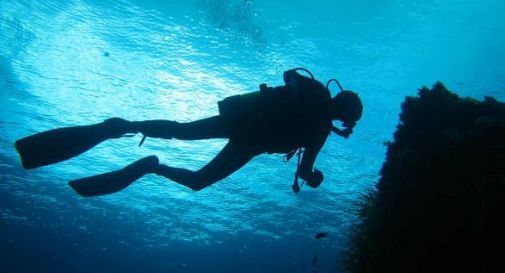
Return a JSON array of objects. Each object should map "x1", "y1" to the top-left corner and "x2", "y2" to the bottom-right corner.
[{"x1": 345, "y1": 83, "x2": 505, "y2": 273}]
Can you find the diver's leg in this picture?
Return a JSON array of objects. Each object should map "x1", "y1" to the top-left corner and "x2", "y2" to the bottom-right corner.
[
  {"x1": 15, "y1": 117, "x2": 133, "y2": 169},
  {"x1": 132, "y1": 116, "x2": 229, "y2": 140},
  {"x1": 15, "y1": 115, "x2": 228, "y2": 170},
  {"x1": 153, "y1": 141, "x2": 255, "y2": 191},
  {"x1": 69, "y1": 155, "x2": 160, "y2": 197}
]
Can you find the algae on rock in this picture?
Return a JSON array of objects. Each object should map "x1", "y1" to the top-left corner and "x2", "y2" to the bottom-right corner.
[{"x1": 345, "y1": 83, "x2": 505, "y2": 273}]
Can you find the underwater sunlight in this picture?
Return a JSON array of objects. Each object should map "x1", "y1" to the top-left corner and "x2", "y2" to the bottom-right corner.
[{"x1": 1, "y1": 0, "x2": 504, "y2": 272}]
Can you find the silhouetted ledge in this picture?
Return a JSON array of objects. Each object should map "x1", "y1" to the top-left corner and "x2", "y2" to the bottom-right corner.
[{"x1": 344, "y1": 83, "x2": 505, "y2": 273}]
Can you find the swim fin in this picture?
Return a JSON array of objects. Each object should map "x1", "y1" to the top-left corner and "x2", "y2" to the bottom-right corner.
[
  {"x1": 15, "y1": 118, "x2": 132, "y2": 170},
  {"x1": 68, "y1": 155, "x2": 159, "y2": 197}
]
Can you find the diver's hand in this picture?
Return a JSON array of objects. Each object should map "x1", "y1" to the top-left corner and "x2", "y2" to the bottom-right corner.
[
  {"x1": 299, "y1": 169, "x2": 324, "y2": 188},
  {"x1": 340, "y1": 127, "x2": 353, "y2": 138},
  {"x1": 331, "y1": 126, "x2": 352, "y2": 138}
]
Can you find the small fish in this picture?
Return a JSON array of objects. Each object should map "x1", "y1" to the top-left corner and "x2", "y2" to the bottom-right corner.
[
  {"x1": 313, "y1": 255, "x2": 318, "y2": 265},
  {"x1": 314, "y1": 232, "x2": 328, "y2": 239}
]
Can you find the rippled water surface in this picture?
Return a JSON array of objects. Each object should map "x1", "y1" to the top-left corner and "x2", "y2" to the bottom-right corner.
[{"x1": 1, "y1": 0, "x2": 504, "y2": 272}]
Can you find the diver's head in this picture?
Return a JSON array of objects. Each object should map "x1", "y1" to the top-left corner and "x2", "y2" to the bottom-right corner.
[{"x1": 331, "y1": 90, "x2": 363, "y2": 127}]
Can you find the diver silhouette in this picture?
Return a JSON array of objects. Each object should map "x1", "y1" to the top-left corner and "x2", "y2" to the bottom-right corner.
[{"x1": 15, "y1": 68, "x2": 363, "y2": 196}]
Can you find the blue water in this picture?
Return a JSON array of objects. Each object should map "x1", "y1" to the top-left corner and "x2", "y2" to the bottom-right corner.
[{"x1": 1, "y1": 0, "x2": 504, "y2": 272}]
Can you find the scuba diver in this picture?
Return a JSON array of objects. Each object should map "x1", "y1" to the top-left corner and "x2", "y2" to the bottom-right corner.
[{"x1": 14, "y1": 68, "x2": 363, "y2": 197}]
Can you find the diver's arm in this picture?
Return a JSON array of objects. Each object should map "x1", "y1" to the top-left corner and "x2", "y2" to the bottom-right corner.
[{"x1": 298, "y1": 133, "x2": 327, "y2": 183}]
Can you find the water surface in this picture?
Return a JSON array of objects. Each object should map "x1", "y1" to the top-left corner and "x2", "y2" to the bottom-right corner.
[{"x1": 1, "y1": 0, "x2": 504, "y2": 272}]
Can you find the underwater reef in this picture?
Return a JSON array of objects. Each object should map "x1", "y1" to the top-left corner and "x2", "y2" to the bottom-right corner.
[{"x1": 345, "y1": 83, "x2": 505, "y2": 273}]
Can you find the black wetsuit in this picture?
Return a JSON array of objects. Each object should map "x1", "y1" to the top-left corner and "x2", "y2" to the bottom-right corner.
[{"x1": 149, "y1": 70, "x2": 333, "y2": 190}]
